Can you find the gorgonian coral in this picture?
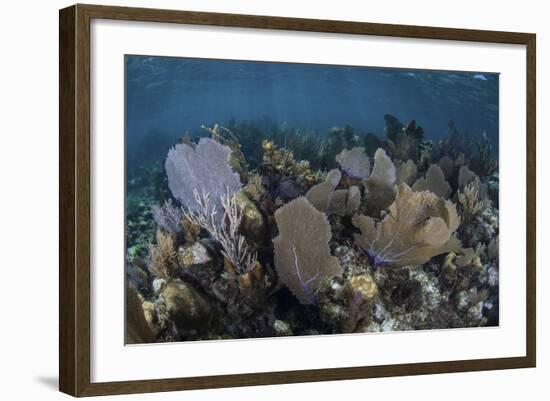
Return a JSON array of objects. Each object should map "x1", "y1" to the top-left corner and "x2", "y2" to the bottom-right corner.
[
  {"x1": 306, "y1": 169, "x2": 361, "y2": 216},
  {"x1": 395, "y1": 159, "x2": 418, "y2": 186},
  {"x1": 148, "y1": 230, "x2": 178, "y2": 279},
  {"x1": 151, "y1": 199, "x2": 182, "y2": 235},
  {"x1": 306, "y1": 169, "x2": 341, "y2": 212},
  {"x1": 458, "y1": 181, "x2": 490, "y2": 224},
  {"x1": 335, "y1": 147, "x2": 370, "y2": 179},
  {"x1": 273, "y1": 197, "x2": 342, "y2": 304},
  {"x1": 165, "y1": 137, "x2": 242, "y2": 223},
  {"x1": 438, "y1": 156, "x2": 455, "y2": 181},
  {"x1": 182, "y1": 189, "x2": 258, "y2": 275},
  {"x1": 353, "y1": 184, "x2": 461, "y2": 268},
  {"x1": 412, "y1": 164, "x2": 452, "y2": 199},
  {"x1": 363, "y1": 148, "x2": 397, "y2": 215}
]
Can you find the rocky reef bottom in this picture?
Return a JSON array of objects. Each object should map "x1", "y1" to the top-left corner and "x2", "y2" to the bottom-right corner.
[{"x1": 127, "y1": 232, "x2": 498, "y2": 342}]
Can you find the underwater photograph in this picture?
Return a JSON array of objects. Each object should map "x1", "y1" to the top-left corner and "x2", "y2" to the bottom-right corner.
[{"x1": 124, "y1": 55, "x2": 499, "y2": 344}]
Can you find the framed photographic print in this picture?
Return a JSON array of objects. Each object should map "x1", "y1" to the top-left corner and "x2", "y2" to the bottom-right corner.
[{"x1": 59, "y1": 4, "x2": 536, "y2": 397}]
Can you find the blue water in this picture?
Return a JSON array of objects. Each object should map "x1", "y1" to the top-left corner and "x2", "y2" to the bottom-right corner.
[{"x1": 125, "y1": 55, "x2": 498, "y2": 164}]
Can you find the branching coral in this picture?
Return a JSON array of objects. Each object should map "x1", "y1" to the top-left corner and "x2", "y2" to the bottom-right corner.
[
  {"x1": 243, "y1": 173, "x2": 265, "y2": 202},
  {"x1": 260, "y1": 139, "x2": 317, "y2": 199},
  {"x1": 383, "y1": 116, "x2": 424, "y2": 162},
  {"x1": 148, "y1": 229, "x2": 178, "y2": 279},
  {"x1": 470, "y1": 131, "x2": 498, "y2": 177},
  {"x1": 390, "y1": 131, "x2": 418, "y2": 162},
  {"x1": 273, "y1": 197, "x2": 342, "y2": 304},
  {"x1": 151, "y1": 199, "x2": 182, "y2": 235},
  {"x1": 457, "y1": 181, "x2": 490, "y2": 224},
  {"x1": 353, "y1": 184, "x2": 461, "y2": 268},
  {"x1": 182, "y1": 189, "x2": 258, "y2": 275},
  {"x1": 433, "y1": 122, "x2": 476, "y2": 162}
]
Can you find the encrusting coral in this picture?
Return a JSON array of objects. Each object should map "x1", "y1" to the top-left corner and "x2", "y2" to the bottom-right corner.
[{"x1": 125, "y1": 114, "x2": 499, "y2": 343}]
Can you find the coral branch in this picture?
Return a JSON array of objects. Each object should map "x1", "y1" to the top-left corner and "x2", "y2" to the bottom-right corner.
[{"x1": 182, "y1": 189, "x2": 258, "y2": 275}]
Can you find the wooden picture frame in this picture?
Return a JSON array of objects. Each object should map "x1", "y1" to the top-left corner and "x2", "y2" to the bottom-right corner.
[{"x1": 59, "y1": 3, "x2": 536, "y2": 397}]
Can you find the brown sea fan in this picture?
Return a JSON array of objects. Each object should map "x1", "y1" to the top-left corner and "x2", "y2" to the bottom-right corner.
[
  {"x1": 412, "y1": 164, "x2": 452, "y2": 199},
  {"x1": 353, "y1": 184, "x2": 461, "y2": 268},
  {"x1": 273, "y1": 197, "x2": 342, "y2": 304}
]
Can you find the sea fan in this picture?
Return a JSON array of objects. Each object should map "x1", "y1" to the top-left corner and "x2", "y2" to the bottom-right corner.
[
  {"x1": 353, "y1": 184, "x2": 461, "y2": 268},
  {"x1": 273, "y1": 197, "x2": 342, "y2": 304},
  {"x1": 165, "y1": 137, "x2": 241, "y2": 224}
]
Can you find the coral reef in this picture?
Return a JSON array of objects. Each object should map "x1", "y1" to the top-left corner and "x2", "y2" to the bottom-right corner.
[{"x1": 125, "y1": 114, "x2": 499, "y2": 343}]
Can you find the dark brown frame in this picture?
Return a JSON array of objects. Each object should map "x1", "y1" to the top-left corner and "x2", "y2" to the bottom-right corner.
[{"x1": 59, "y1": 3, "x2": 536, "y2": 397}]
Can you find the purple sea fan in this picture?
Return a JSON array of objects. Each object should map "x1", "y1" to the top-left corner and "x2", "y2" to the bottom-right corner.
[
  {"x1": 152, "y1": 199, "x2": 182, "y2": 234},
  {"x1": 352, "y1": 184, "x2": 461, "y2": 268},
  {"x1": 165, "y1": 137, "x2": 242, "y2": 225}
]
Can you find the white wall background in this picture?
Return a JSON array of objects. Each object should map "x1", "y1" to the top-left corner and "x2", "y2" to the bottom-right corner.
[{"x1": 0, "y1": 0, "x2": 545, "y2": 400}]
